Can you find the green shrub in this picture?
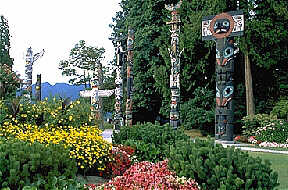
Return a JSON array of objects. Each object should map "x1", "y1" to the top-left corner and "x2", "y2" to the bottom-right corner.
[
  {"x1": 271, "y1": 99, "x2": 288, "y2": 120},
  {"x1": 180, "y1": 87, "x2": 214, "y2": 135},
  {"x1": 241, "y1": 114, "x2": 277, "y2": 137},
  {"x1": 255, "y1": 120, "x2": 288, "y2": 144},
  {"x1": 242, "y1": 114, "x2": 288, "y2": 143},
  {"x1": 168, "y1": 139, "x2": 279, "y2": 190},
  {"x1": 112, "y1": 123, "x2": 189, "y2": 162},
  {"x1": 0, "y1": 138, "x2": 79, "y2": 190}
]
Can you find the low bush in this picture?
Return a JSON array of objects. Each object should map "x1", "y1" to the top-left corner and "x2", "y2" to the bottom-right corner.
[
  {"x1": 255, "y1": 120, "x2": 288, "y2": 144},
  {"x1": 168, "y1": 139, "x2": 279, "y2": 190},
  {"x1": 242, "y1": 114, "x2": 288, "y2": 144},
  {"x1": 180, "y1": 87, "x2": 214, "y2": 135},
  {"x1": 0, "y1": 122, "x2": 112, "y2": 173},
  {"x1": 97, "y1": 160, "x2": 199, "y2": 190},
  {"x1": 112, "y1": 123, "x2": 189, "y2": 162},
  {"x1": 0, "y1": 138, "x2": 81, "y2": 190},
  {"x1": 241, "y1": 114, "x2": 277, "y2": 137}
]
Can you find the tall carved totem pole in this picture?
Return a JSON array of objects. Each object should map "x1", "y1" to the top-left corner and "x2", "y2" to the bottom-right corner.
[
  {"x1": 114, "y1": 40, "x2": 125, "y2": 129},
  {"x1": 80, "y1": 63, "x2": 114, "y2": 129},
  {"x1": 125, "y1": 28, "x2": 134, "y2": 126},
  {"x1": 166, "y1": 1, "x2": 182, "y2": 129},
  {"x1": 91, "y1": 63, "x2": 103, "y2": 127},
  {"x1": 23, "y1": 47, "x2": 44, "y2": 100},
  {"x1": 202, "y1": 11, "x2": 244, "y2": 141}
]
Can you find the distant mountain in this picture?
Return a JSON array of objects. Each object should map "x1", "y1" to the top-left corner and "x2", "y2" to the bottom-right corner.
[{"x1": 31, "y1": 82, "x2": 86, "y2": 100}]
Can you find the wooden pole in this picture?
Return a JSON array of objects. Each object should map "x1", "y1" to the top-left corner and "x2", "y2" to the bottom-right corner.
[
  {"x1": 35, "y1": 74, "x2": 41, "y2": 101},
  {"x1": 244, "y1": 51, "x2": 255, "y2": 115}
]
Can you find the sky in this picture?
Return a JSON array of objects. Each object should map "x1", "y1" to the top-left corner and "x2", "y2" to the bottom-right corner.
[{"x1": 0, "y1": 0, "x2": 121, "y2": 85}]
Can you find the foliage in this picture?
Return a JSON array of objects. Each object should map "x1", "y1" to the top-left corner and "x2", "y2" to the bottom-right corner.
[
  {"x1": 271, "y1": 99, "x2": 288, "y2": 120},
  {"x1": 168, "y1": 139, "x2": 279, "y2": 189},
  {"x1": 97, "y1": 160, "x2": 199, "y2": 190},
  {"x1": 255, "y1": 120, "x2": 288, "y2": 144},
  {"x1": 0, "y1": 138, "x2": 80, "y2": 190},
  {"x1": 112, "y1": 122, "x2": 189, "y2": 162},
  {"x1": 242, "y1": 113, "x2": 288, "y2": 144},
  {"x1": 241, "y1": 114, "x2": 277, "y2": 137},
  {"x1": 59, "y1": 40, "x2": 105, "y2": 87},
  {"x1": 0, "y1": 122, "x2": 112, "y2": 172},
  {"x1": 0, "y1": 16, "x2": 20, "y2": 99},
  {"x1": 0, "y1": 97, "x2": 93, "y2": 127},
  {"x1": 180, "y1": 87, "x2": 214, "y2": 134}
]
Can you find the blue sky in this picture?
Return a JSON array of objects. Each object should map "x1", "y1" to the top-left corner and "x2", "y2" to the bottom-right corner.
[{"x1": 0, "y1": 0, "x2": 121, "y2": 84}]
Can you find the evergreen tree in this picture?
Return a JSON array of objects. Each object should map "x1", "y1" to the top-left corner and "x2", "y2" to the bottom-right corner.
[{"x1": 0, "y1": 15, "x2": 20, "y2": 99}]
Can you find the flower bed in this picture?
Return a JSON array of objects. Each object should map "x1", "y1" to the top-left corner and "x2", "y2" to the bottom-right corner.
[
  {"x1": 104, "y1": 145, "x2": 136, "y2": 177},
  {"x1": 0, "y1": 122, "x2": 112, "y2": 171},
  {"x1": 97, "y1": 160, "x2": 199, "y2": 190}
]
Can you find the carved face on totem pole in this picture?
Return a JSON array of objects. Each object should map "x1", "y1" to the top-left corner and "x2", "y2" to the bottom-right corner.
[
  {"x1": 216, "y1": 85, "x2": 234, "y2": 107},
  {"x1": 216, "y1": 39, "x2": 234, "y2": 66}
]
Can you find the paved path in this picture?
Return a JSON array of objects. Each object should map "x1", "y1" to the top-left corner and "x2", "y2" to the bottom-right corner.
[
  {"x1": 223, "y1": 144, "x2": 288, "y2": 154},
  {"x1": 101, "y1": 129, "x2": 113, "y2": 143}
]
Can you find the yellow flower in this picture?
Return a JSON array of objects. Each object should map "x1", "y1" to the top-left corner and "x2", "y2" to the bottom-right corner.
[{"x1": 69, "y1": 115, "x2": 73, "y2": 121}]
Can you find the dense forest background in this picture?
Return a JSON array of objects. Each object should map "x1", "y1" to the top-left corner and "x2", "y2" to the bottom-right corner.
[{"x1": 109, "y1": 0, "x2": 288, "y2": 134}]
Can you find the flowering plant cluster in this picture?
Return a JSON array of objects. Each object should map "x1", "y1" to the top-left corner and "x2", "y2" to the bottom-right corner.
[
  {"x1": 0, "y1": 122, "x2": 112, "y2": 171},
  {"x1": 259, "y1": 141, "x2": 288, "y2": 148},
  {"x1": 97, "y1": 160, "x2": 199, "y2": 190},
  {"x1": 242, "y1": 114, "x2": 288, "y2": 146},
  {"x1": 104, "y1": 145, "x2": 136, "y2": 177},
  {"x1": 0, "y1": 97, "x2": 94, "y2": 128},
  {"x1": 247, "y1": 136, "x2": 260, "y2": 144},
  {"x1": 234, "y1": 135, "x2": 248, "y2": 143}
]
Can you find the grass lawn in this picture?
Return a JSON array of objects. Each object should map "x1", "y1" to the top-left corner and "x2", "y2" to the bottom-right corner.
[{"x1": 248, "y1": 152, "x2": 288, "y2": 190}]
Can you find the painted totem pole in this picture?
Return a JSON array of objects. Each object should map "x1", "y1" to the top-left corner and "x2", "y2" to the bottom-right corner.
[
  {"x1": 35, "y1": 74, "x2": 41, "y2": 101},
  {"x1": 125, "y1": 28, "x2": 134, "y2": 126},
  {"x1": 23, "y1": 47, "x2": 44, "y2": 100},
  {"x1": 202, "y1": 11, "x2": 244, "y2": 141},
  {"x1": 80, "y1": 63, "x2": 114, "y2": 129},
  {"x1": 114, "y1": 39, "x2": 125, "y2": 129},
  {"x1": 165, "y1": 1, "x2": 182, "y2": 129}
]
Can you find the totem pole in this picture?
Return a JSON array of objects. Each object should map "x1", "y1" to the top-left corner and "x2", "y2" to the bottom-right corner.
[
  {"x1": 35, "y1": 74, "x2": 41, "y2": 101},
  {"x1": 110, "y1": 37, "x2": 125, "y2": 130},
  {"x1": 125, "y1": 28, "x2": 134, "y2": 126},
  {"x1": 165, "y1": 1, "x2": 182, "y2": 129},
  {"x1": 202, "y1": 11, "x2": 244, "y2": 141},
  {"x1": 23, "y1": 47, "x2": 44, "y2": 100},
  {"x1": 80, "y1": 63, "x2": 114, "y2": 129}
]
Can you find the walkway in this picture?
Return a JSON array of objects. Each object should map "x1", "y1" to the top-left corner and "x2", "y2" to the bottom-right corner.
[{"x1": 101, "y1": 129, "x2": 113, "y2": 143}]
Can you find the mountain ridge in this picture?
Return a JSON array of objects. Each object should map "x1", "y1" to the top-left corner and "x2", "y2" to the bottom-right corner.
[{"x1": 31, "y1": 82, "x2": 86, "y2": 100}]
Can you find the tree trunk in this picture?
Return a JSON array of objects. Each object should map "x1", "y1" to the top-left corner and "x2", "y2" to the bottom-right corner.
[{"x1": 244, "y1": 51, "x2": 255, "y2": 115}]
